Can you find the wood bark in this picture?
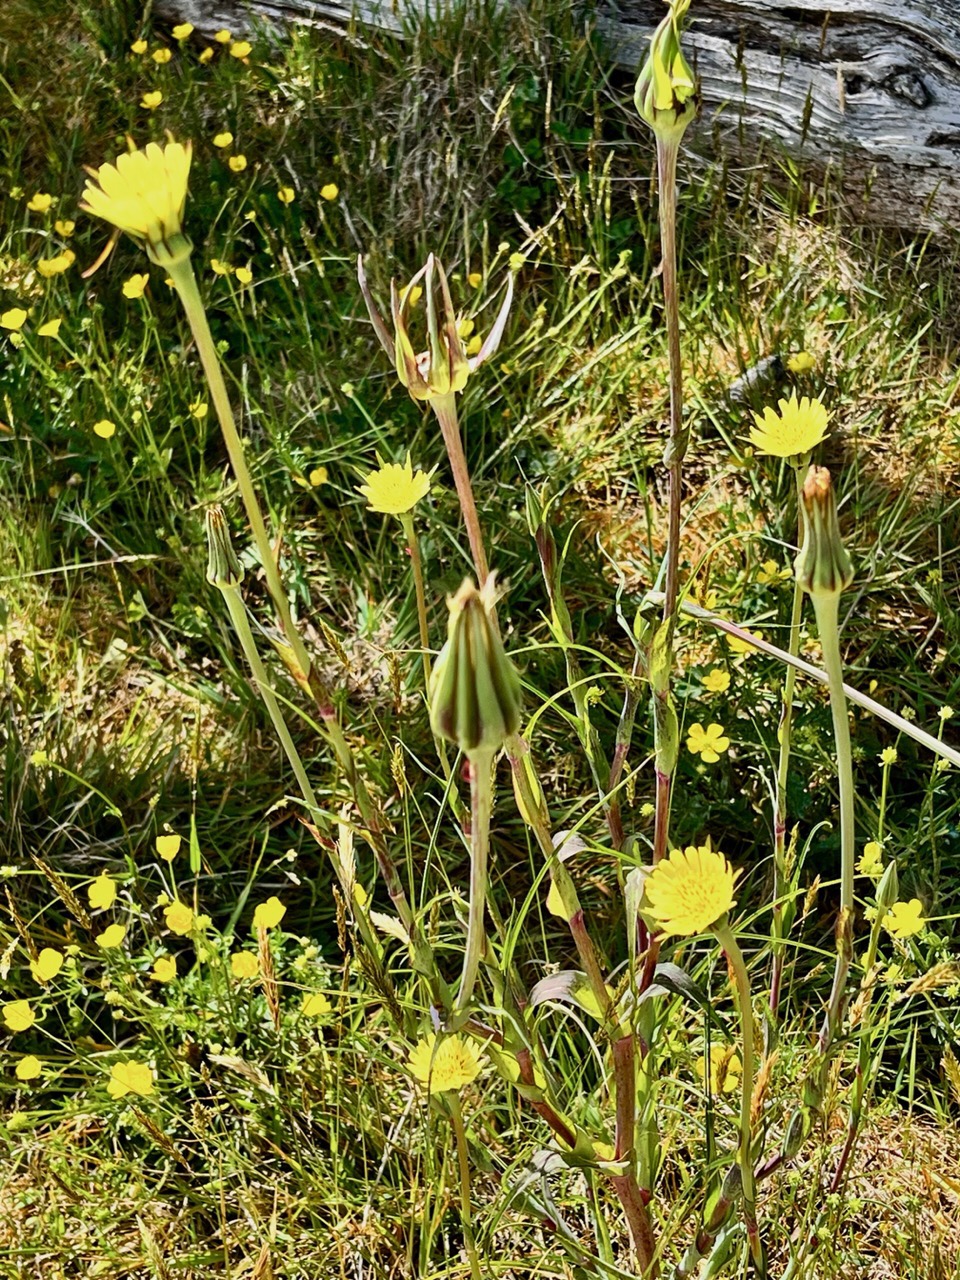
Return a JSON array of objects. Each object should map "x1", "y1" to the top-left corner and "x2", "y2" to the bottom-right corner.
[{"x1": 157, "y1": 0, "x2": 960, "y2": 232}]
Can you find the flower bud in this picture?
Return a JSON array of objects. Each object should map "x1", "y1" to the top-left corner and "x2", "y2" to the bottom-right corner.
[
  {"x1": 205, "y1": 504, "x2": 243, "y2": 589},
  {"x1": 634, "y1": 0, "x2": 699, "y2": 145},
  {"x1": 876, "y1": 859, "x2": 899, "y2": 913},
  {"x1": 794, "y1": 466, "x2": 854, "y2": 598},
  {"x1": 429, "y1": 577, "x2": 521, "y2": 756}
]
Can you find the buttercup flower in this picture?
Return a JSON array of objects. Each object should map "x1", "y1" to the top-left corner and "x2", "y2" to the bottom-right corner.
[
  {"x1": 302, "y1": 993, "x2": 331, "y2": 1017},
  {"x1": 37, "y1": 318, "x2": 62, "y2": 338},
  {"x1": 320, "y1": 182, "x2": 338, "y2": 201},
  {"x1": 883, "y1": 898, "x2": 926, "y2": 939},
  {"x1": 253, "y1": 897, "x2": 286, "y2": 930},
  {"x1": 686, "y1": 722, "x2": 730, "y2": 763},
  {"x1": 309, "y1": 466, "x2": 327, "y2": 486},
  {"x1": 213, "y1": 131, "x2": 233, "y2": 148},
  {"x1": 107, "y1": 1060, "x2": 154, "y2": 1098},
  {"x1": 156, "y1": 833, "x2": 181, "y2": 861},
  {"x1": 130, "y1": 38, "x2": 148, "y2": 54},
  {"x1": 122, "y1": 273, "x2": 150, "y2": 299},
  {"x1": 163, "y1": 901, "x2": 194, "y2": 935},
  {"x1": 3, "y1": 1000, "x2": 36, "y2": 1032},
  {"x1": 235, "y1": 266, "x2": 253, "y2": 285},
  {"x1": 15, "y1": 1055, "x2": 42, "y2": 1081},
  {"x1": 37, "y1": 251, "x2": 75, "y2": 277},
  {"x1": 644, "y1": 842, "x2": 738, "y2": 937},
  {"x1": 81, "y1": 139, "x2": 192, "y2": 263},
  {"x1": 277, "y1": 186, "x2": 295, "y2": 204},
  {"x1": 756, "y1": 559, "x2": 791, "y2": 585},
  {"x1": 702, "y1": 669, "x2": 730, "y2": 694},
  {"x1": 787, "y1": 351, "x2": 816, "y2": 374},
  {"x1": 749, "y1": 395, "x2": 829, "y2": 460},
  {"x1": 96, "y1": 923, "x2": 127, "y2": 949},
  {"x1": 189, "y1": 401, "x2": 208, "y2": 419},
  {"x1": 214, "y1": 29, "x2": 232, "y2": 43},
  {"x1": 27, "y1": 193, "x2": 53, "y2": 213},
  {"x1": 1, "y1": 308, "x2": 28, "y2": 331},
  {"x1": 93, "y1": 420, "x2": 116, "y2": 439},
  {"x1": 230, "y1": 40, "x2": 252, "y2": 58},
  {"x1": 172, "y1": 22, "x2": 194, "y2": 39},
  {"x1": 54, "y1": 219, "x2": 75, "y2": 236},
  {"x1": 695, "y1": 1046, "x2": 742, "y2": 1094},
  {"x1": 88, "y1": 872, "x2": 117, "y2": 909},
  {"x1": 228, "y1": 155, "x2": 247, "y2": 173},
  {"x1": 152, "y1": 46, "x2": 172, "y2": 64},
  {"x1": 358, "y1": 454, "x2": 431, "y2": 515},
  {"x1": 857, "y1": 841, "x2": 884, "y2": 878},
  {"x1": 151, "y1": 955, "x2": 177, "y2": 983},
  {"x1": 230, "y1": 951, "x2": 259, "y2": 979},
  {"x1": 199, "y1": 46, "x2": 214, "y2": 63},
  {"x1": 408, "y1": 1033, "x2": 482, "y2": 1094},
  {"x1": 880, "y1": 747, "x2": 898, "y2": 766},
  {"x1": 141, "y1": 91, "x2": 163, "y2": 110},
  {"x1": 467, "y1": 271, "x2": 482, "y2": 288},
  {"x1": 30, "y1": 948, "x2": 64, "y2": 984}
]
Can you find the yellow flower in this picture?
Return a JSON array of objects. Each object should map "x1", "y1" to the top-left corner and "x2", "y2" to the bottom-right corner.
[
  {"x1": 122, "y1": 273, "x2": 150, "y2": 299},
  {"x1": 172, "y1": 22, "x2": 194, "y2": 39},
  {"x1": 228, "y1": 155, "x2": 247, "y2": 173},
  {"x1": 695, "y1": 1046, "x2": 742, "y2": 1094},
  {"x1": 93, "y1": 419, "x2": 116, "y2": 439},
  {"x1": 686, "y1": 722, "x2": 730, "y2": 763},
  {"x1": 787, "y1": 351, "x2": 815, "y2": 374},
  {"x1": 235, "y1": 266, "x2": 253, "y2": 285},
  {"x1": 30, "y1": 948, "x2": 64, "y2": 984},
  {"x1": 302, "y1": 992, "x2": 331, "y2": 1017},
  {"x1": 726, "y1": 628, "x2": 761, "y2": 655},
  {"x1": 151, "y1": 955, "x2": 177, "y2": 983},
  {"x1": 939, "y1": 705, "x2": 954, "y2": 721},
  {"x1": 508, "y1": 252, "x2": 526, "y2": 271},
  {"x1": 277, "y1": 186, "x2": 295, "y2": 204},
  {"x1": 467, "y1": 271, "x2": 482, "y2": 288},
  {"x1": 230, "y1": 40, "x2": 252, "y2": 58},
  {"x1": 15, "y1": 1055, "x2": 42, "y2": 1081},
  {"x1": 54, "y1": 219, "x2": 75, "y2": 237},
  {"x1": 210, "y1": 259, "x2": 233, "y2": 275},
  {"x1": 214, "y1": 29, "x2": 232, "y2": 43},
  {"x1": 1, "y1": 308, "x2": 28, "y2": 331},
  {"x1": 130, "y1": 38, "x2": 148, "y2": 54},
  {"x1": 152, "y1": 47, "x2": 172, "y2": 64},
  {"x1": 188, "y1": 401, "x2": 208, "y2": 420},
  {"x1": 141, "y1": 91, "x2": 163, "y2": 110},
  {"x1": 857, "y1": 841, "x2": 884, "y2": 878},
  {"x1": 408, "y1": 1033, "x2": 483, "y2": 1094},
  {"x1": 88, "y1": 872, "x2": 117, "y2": 909},
  {"x1": 756, "y1": 559, "x2": 791, "y2": 585},
  {"x1": 309, "y1": 466, "x2": 327, "y2": 487},
  {"x1": 199, "y1": 46, "x2": 214, "y2": 63},
  {"x1": 320, "y1": 182, "x2": 338, "y2": 201},
  {"x1": 230, "y1": 951, "x2": 259, "y2": 980},
  {"x1": 27, "y1": 193, "x2": 53, "y2": 213},
  {"x1": 701, "y1": 668, "x2": 730, "y2": 695},
  {"x1": 252, "y1": 897, "x2": 286, "y2": 930},
  {"x1": 37, "y1": 318, "x2": 62, "y2": 338},
  {"x1": 81, "y1": 139, "x2": 192, "y2": 256},
  {"x1": 749, "y1": 395, "x2": 829, "y2": 460},
  {"x1": 645, "y1": 842, "x2": 737, "y2": 937},
  {"x1": 880, "y1": 747, "x2": 898, "y2": 766},
  {"x1": 106, "y1": 1060, "x2": 154, "y2": 1098},
  {"x1": 3, "y1": 1000, "x2": 36, "y2": 1032},
  {"x1": 358, "y1": 454, "x2": 431, "y2": 515},
  {"x1": 96, "y1": 923, "x2": 127, "y2": 949},
  {"x1": 213, "y1": 131, "x2": 233, "y2": 148},
  {"x1": 465, "y1": 334, "x2": 482, "y2": 356},
  {"x1": 457, "y1": 318, "x2": 475, "y2": 339},
  {"x1": 37, "y1": 250, "x2": 75, "y2": 277},
  {"x1": 883, "y1": 899, "x2": 926, "y2": 939},
  {"x1": 163, "y1": 901, "x2": 194, "y2": 936},
  {"x1": 156, "y1": 833, "x2": 181, "y2": 861}
]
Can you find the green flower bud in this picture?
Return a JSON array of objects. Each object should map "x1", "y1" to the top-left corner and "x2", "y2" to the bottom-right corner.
[
  {"x1": 876, "y1": 859, "x2": 899, "y2": 913},
  {"x1": 429, "y1": 577, "x2": 522, "y2": 756},
  {"x1": 634, "y1": 0, "x2": 699, "y2": 145},
  {"x1": 205, "y1": 504, "x2": 243, "y2": 589},
  {"x1": 794, "y1": 466, "x2": 854, "y2": 598}
]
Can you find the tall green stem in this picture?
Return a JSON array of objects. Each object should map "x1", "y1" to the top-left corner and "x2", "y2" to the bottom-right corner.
[
  {"x1": 456, "y1": 751, "x2": 493, "y2": 1016},
  {"x1": 400, "y1": 511, "x2": 433, "y2": 689},
  {"x1": 448, "y1": 1093, "x2": 483, "y2": 1280},
  {"x1": 432, "y1": 393, "x2": 489, "y2": 583}
]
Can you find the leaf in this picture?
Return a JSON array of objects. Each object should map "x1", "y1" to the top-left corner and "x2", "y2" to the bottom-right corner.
[
  {"x1": 634, "y1": 962, "x2": 731, "y2": 1038},
  {"x1": 529, "y1": 970, "x2": 611, "y2": 1022},
  {"x1": 625, "y1": 867, "x2": 648, "y2": 971}
]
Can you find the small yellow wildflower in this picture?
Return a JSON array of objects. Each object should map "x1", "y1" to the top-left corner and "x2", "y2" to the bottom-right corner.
[
  {"x1": 230, "y1": 951, "x2": 259, "y2": 980},
  {"x1": 358, "y1": 454, "x2": 431, "y2": 515},
  {"x1": 152, "y1": 46, "x2": 172, "y2": 63},
  {"x1": 302, "y1": 992, "x2": 331, "y2": 1017},
  {"x1": 786, "y1": 351, "x2": 816, "y2": 374},
  {"x1": 27, "y1": 193, "x2": 53, "y2": 213},
  {"x1": 857, "y1": 841, "x2": 884, "y2": 878},
  {"x1": 156, "y1": 833, "x2": 181, "y2": 860},
  {"x1": 726, "y1": 629, "x2": 761, "y2": 655},
  {"x1": 702, "y1": 669, "x2": 730, "y2": 695},
  {"x1": 130, "y1": 38, "x2": 148, "y2": 54},
  {"x1": 695, "y1": 1046, "x2": 742, "y2": 1094},
  {"x1": 403, "y1": 283, "x2": 423, "y2": 307},
  {"x1": 1, "y1": 308, "x2": 28, "y2": 331},
  {"x1": 749, "y1": 395, "x2": 829, "y2": 460},
  {"x1": 172, "y1": 22, "x2": 194, "y2": 39},
  {"x1": 640, "y1": 802, "x2": 655, "y2": 818},
  {"x1": 644, "y1": 843, "x2": 738, "y2": 937},
  {"x1": 277, "y1": 186, "x2": 295, "y2": 203},
  {"x1": 408, "y1": 1033, "x2": 482, "y2": 1094},
  {"x1": 141, "y1": 90, "x2": 163, "y2": 110},
  {"x1": 457, "y1": 317, "x2": 475, "y2": 339},
  {"x1": 756, "y1": 560, "x2": 791, "y2": 585},
  {"x1": 188, "y1": 401, "x2": 208, "y2": 420},
  {"x1": 939, "y1": 705, "x2": 954, "y2": 721},
  {"x1": 880, "y1": 747, "x2": 898, "y2": 766},
  {"x1": 15, "y1": 1055, "x2": 42, "y2": 1081},
  {"x1": 213, "y1": 131, "x2": 233, "y2": 148},
  {"x1": 37, "y1": 318, "x2": 62, "y2": 338},
  {"x1": 320, "y1": 182, "x2": 339, "y2": 201},
  {"x1": 93, "y1": 420, "x2": 116, "y2": 440},
  {"x1": 210, "y1": 259, "x2": 233, "y2": 275},
  {"x1": 88, "y1": 872, "x2": 117, "y2": 909},
  {"x1": 214, "y1": 29, "x2": 232, "y2": 43},
  {"x1": 252, "y1": 897, "x2": 286, "y2": 930},
  {"x1": 163, "y1": 901, "x2": 194, "y2": 936},
  {"x1": 54, "y1": 219, "x2": 75, "y2": 237},
  {"x1": 508, "y1": 252, "x2": 526, "y2": 271},
  {"x1": 151, "y1": 955, "x2": 177, "y2": 983},
  {"x1": 228, "y1": 155, "x2": 247, "y2": 173},
  {"x1": 230, "y1": 40, "x2": 252, "y2": 58},
  {"x1": 883, "y1": 899, "x2": 926, "y2": 939},
  {"x1": 309, "y1": 466, "x2": 328, "y2": 487},
  {"x1": 686, "y1": 722, "x2": 730, "y2": 763},
  {"x1": 235, "y1": 266, "x2": 253, "y2": 285},
  {"x1": 199, "y1": 46, "x2": 214, "y2": 63},
  {"x1": 3, "y1": 1000, "x2": 36, "y2": 1032},
  {"x1": 467, "y1": 271, "x2": 482, "y2": 288},
  {"x1": 96, "y1": 923, "x2": 127, "y2": 949},
  {"x1": 122, "y1": 273, "x2": 150, "y2": 299},
  {"x1": 107, "y1": 1060, "x2": 154, "y2": 1098},
  {"x1": 465, "y1": 334, "x2": 482, "y2": 357},
  {"x1": 37, "y1": 251, "x2": 75, "y2": 277},
  {"x1": 30, "y1": 948, "x2": 64, "y2": 984}
]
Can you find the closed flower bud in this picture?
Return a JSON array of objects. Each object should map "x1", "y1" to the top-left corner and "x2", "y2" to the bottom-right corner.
[
  {"x1": 876, "y1": 859, "x2": 899, "y2": 913},
  {"x1": 794, "y1": 467, "x2": 854, "y2": 598},
  {"x1": 429, "y1": 577, "x2": 521, "y2": 756},
  {"x1": 634, "y1": 0, "x2": 699, "y2": 145},
  {"x1": 205, "y1": 504, "x2": 243, "y2": 588}
]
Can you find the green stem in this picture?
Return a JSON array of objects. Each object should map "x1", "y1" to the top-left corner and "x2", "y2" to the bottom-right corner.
[
  {"x1": 400, "y1": 511, "x2": 433, "y2": 690},
  {"x1": 432, "y1": 392, "x2": 489, "y2": 583},
  {"x1": 456, "y1": 751, "x2": 493, "y2": 1015},
  {"x1": 448, "y1": 1093, "x2": 483, "y2": 1280}
]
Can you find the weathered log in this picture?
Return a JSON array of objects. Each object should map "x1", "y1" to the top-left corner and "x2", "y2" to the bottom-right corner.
[{"x1": 157, "y1": 0, "x2": 960, "y2": 232}]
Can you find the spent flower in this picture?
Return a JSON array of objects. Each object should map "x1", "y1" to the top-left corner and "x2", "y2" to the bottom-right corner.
[
  {"x1": 634, "y1": 0, "x2": 698, "y2": 144},
  {"x1": 795, "y1": 466, "x2": 854, "y2": 599}
]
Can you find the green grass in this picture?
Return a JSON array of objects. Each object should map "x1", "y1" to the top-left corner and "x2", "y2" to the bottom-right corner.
[{"x1": 1, "y1": 0, "x2": 959, "y2": 1276}]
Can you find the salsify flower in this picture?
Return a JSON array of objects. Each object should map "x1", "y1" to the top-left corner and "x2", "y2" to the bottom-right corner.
[
  {"x1": 81, "y1": 139, "x2": 192, "y2": 264},
  {"x1": 686, "y1": 721, "x2": 730, "y2": 763},
  {"x1": 749, "y1": 394, "x2": 829, "y2": 460},
  {"x1": 106, "y1": 1059, "x2": 155, "y2": 1098},
  {"x1": 644, "y1": 842, "x2": 738, "y2": 937},
  {"x1": 358, "y1": 454, "x2": 431, "y2": 515},
  {"x1": 408, "y1": 1032, "x2": 483, "y2": 1094}
]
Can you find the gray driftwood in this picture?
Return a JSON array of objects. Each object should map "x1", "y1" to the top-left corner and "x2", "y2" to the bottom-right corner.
[{"x1": 157, "y1": 0, "x2": 960, "y2": 232}]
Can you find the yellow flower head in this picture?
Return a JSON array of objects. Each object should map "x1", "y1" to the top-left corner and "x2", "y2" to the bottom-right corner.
[
  {"x1": 686, "y1": 722, "x2": 730, "y2": 763},
  {"x1": 214, "y1": 29, "x2": 232, "y2": 43},
  {"x1": 172, "y1": 22, "x2": 194, "y2": 39},
  {"x1": 228, "y1": 155, "x2": 247, "y2": 173},
  {"x1": 38, "y1": 318, "x2": 62, "y2": 338},
  {"x1": 358, "y1": 454, "x2": 431, "y2": 515},
  {"x1": 152, "y1": 47, "x2": 172, "y2": 64},
  {"x1": 701, "y1": 668, "x2": 730, "y2": 695},
  {"x1": 156, "y1": 833, "x2": 181, "y2": 861},
  {"x1": 787, "y1": 351, "x2": 816, "y2": 374},
  {"x1": 151, "y1": 955, "x2": 177, "y2": 983},
  {"x1": 235, "y1": 266, "x2": 253, "y2": 285},
  {"x1": 93, "y1": 419, "x2": 116, "y2": 439},
  {"x1": 883, "y1": 898, "x2": 926, "y2": 939},
  {"x1": 189, "y1": 401, "x2": 208, "y2": 419},
  {"x1": 130, "y1": 38, "x2": 148, "y2": 54},
  {"x1": 1, "y1": 308, "x2": 28, "y2": 331},
  {"x1": 141, "y1": 90, "x2": 163, "y2": 110},
  {"x1": 96, "y1": 923, "x2": 127, "y2": 949},
  {"x1": 30, "y1": 948, "x2": 64, "y2": 984},
  {"x1": 199, "y1": 46, "x2": 214, "y2": 63},
  {"x1": 467, "y1": 271, "x2": 482, "y2": 288},
  {"x1": 408, "y1": 1033, "x2": 483, "y2": 1094},
  {"x1": 81, "y1": 139, "x2": 192, "y2": 261},
  {"x1": 230, "y1": 951, "x2": 259, "y2": 980},
  {"x1": 695, "y1": 1046, "x2": 741, "y2": 1094},
  {"x1": 163, "y1": 901, "x2": 194, "y2": 936},
  {"x1": 644, "y1": 842, "x2": 738, "y2": 937},
  {"x1": 252, "y1": 896, "x2": 286, "y2": 930},
  {"x1": 230, "y1": 40, "x2": 252, "y2": 59},
  {"x1": 320, "y1": 182, "x2": 339, "y2": 201},
  {"x1": 3, "y1": 1000, "x2": 36, "y2": 1032},
  {"x1": 749, "y1": 395, "x2": 829, "y2": 460},
  {"x1": 309, "y1": 466, "x2": 327, "y2": 487},
  {"x1": 277, "y1": 186, "x2": 295, "y2": 204},
  {"x1": 122, "y1": 272, "x2": 150, "y2": 299},
  {"x1": 107, "y1": 1059, "x2": 154, "y2": 1098},
  {"x1": 88, "y1": 872, "x2": 117, "y2": 909},
  {"x1": 880, "y1": 747, "x2": 898, "y2": 766},
  {"x1": 756, "y1": 559, "x2": 791, "y2": 585},
  {"x1": 15, "y1": 1055, "x2": 42, "y2": 1081},
  {"x1": 27, "y1": 192, "x2": 53, "y2": 213},
  {"x1": 54, "y1": 219, "x2": 75, "y2": 237},
  {"x1": 302, "y1": 992, "x2": 332, "y2": 1017},
  {"x1": 857, "y1": 841, "x2": 884, "y2": 879},
  {"x1": 213, "y1": 131, "x2": 233, "y2": 148},
  {"x1": 37, "y1": 251, "x2": 75, "y2": 278}
]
